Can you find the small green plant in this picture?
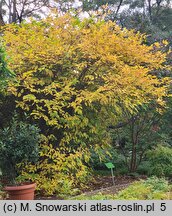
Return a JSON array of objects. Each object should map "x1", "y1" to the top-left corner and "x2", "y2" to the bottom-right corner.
[{"x1": 0, "y1": 117, "x2": 40, "y2": 184}]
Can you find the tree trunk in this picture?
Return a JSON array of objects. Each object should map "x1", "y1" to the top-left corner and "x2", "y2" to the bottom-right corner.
[
  {"x1": 115, "y1": 0, "x2": 123, "y2": 17},
  {"x1": 130, "y1": 117, "x2": 138, "y2": 172},
  {"x1": 12, "y1": 0, "x2": 17, "y2": 23},
  {"x1": 0, "y1": 13, "x2": 4, "y2": 25},
  {"x1": 130, "y1": 143, "x2": 137, "y2": 172},
  {"x1": 0, "y1": 0, "x2": 5, "y2": 25},
  {"x1": 147, "y1": 0, "x2": 152, "y2": 21},
  {"x1": 156, "y1": 0, "x2": 162, "y2": 7}
]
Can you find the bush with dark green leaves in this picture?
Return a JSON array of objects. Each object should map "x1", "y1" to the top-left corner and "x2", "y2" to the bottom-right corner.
[
  {"x1": 0, "y1": 44, "x2": 15, "y2": 129},
  {"x1": 0, "y1": 118, "x2": 40, "y2": 183},
  {"x1": 146, "y1": 145, "x2": 172, "y2": 177}
]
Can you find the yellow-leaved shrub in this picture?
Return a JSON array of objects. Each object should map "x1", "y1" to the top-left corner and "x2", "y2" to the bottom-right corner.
[
  {"x1": 3, "y1": 15, "x2": 169, "y2": 146},
  {"x1": 2, "y1": 14, "x2": 170, "y2": 195},
  {"x1": 17, "y1": 144, "x2": 90, "y2": 196}
]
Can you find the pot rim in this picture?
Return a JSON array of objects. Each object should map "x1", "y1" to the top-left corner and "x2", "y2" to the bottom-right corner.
[{"x1": 4, "y1": 182, "x2": 36, "y2": 191}]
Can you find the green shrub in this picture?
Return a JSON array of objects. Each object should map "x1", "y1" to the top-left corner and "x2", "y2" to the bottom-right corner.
[
  {"x1": 146, "y1": 145, "x2": 172, "y2": 177},
  {"x1": 114, "y1": 177, "x2": 170, "y2": 200},
  {"x1": 144, "y1": 176, "x2": 169, "y2": 191},
  {"x1": 0, "y1": 117, "x2": 40, "y2": 183},
  {"x1": 137, "y1": 161, "x2": 152, "y2": 175}
]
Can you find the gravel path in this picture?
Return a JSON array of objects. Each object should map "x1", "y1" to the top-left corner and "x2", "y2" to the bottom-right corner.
[{"x1": 82, "y1": 183, "x2": 131, "y2": 196}]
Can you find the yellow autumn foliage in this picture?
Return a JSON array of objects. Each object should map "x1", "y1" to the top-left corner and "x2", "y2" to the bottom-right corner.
[
  {"x1": 3, "y1": 15, "x2": 168, "y2": 119},
  {"x1": 2, "y1": 14, "x2": 170, "y2": 195},
  {"x1": 17, "y1": 143, "x2": 90, "y2": 196}
]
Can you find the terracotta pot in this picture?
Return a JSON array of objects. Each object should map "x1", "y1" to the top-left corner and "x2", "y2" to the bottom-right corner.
[{"x1": 4, "y1": 182, "x2": 36, "y2": 200}]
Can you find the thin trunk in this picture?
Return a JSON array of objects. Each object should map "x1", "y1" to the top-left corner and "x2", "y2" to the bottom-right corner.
[
  {"x1": 17, "y1": 12, "x2": 22, "y2": 23},
  {"x1": 147, "y1": 0, "x2": 152, "y2": 21},
  {"x1": 0, "y1": 0, "x2": 5, "y2": 25},
  {"x1": 156, "y1": 0, "x2": 162, "y2": 7},
  {"x1": 17, "y1": 0, "x2": 26, "y2": 24},
  {"x1": 130, "y1": 143, "x2": 137, "y2": 172},
  {"x1": 143, "y1": 0, "x2": 146, "y2": 18},
  {"x1": 130, "y1": 117, "x2": 138, "y2": 172},
  {"x1": 155, "y1": 0, "x2": 162, "y2": 16},
  {"x1": 8, "y1": 0, "x2": 12, "y2": 23},
  {"x1": 12, "y1": 0, "x2": 17, "y2": 23},
  {"x1": 138, "y1": 149, "x2": 146, "y2": 166},
  {"x1": 115, "y1": 0, "x2": 123, "y2": 17},
  {"x1": 0, "y1": 14, "x2": 4, "y2": 25}
]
